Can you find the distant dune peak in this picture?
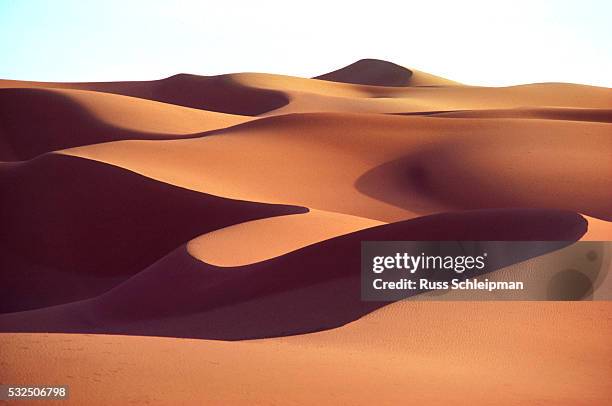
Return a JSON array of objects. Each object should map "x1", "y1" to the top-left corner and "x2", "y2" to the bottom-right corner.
[
  {"x1": 315, "y1": 58, "x2": 461, "y2": 87},
  {"x1": 315, "y1": 58, "x2": 413, "y2": 87}
]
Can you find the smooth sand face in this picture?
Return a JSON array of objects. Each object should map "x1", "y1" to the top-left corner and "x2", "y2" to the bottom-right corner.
[
  {"x1": 63, "y1": 114, "x2": 612, "y2": 224},
  {"x1": 188, "y1": 209, "x2": 384, "y2": 266},
  {"x1": 1, "y1": 59, "x2": 611, "y2": 404},
  {"x1": 256, "y1": 80, "x2": 612, "y2": 116},
  {"x1": 2, "y1": 87, "x2": 253, "y2": 134},
  {"x1": 1, "y1": 302, "x2": 610, "y2": 405},
  {"x1": 0, "y1": 86, "x2": 253, "y2": 160},
  {"x1": 312, "y1": 58, "x2": 461, "y2": 87},
  {"x1": 427, "y1": 107, "x2": 612, "y2": 122},
  {"x1": 582, "y1": 216, "x2": 612, "y2": 240},
  {"x1": 186, "y1": 209, "x2": 609, "y2": 274},
  {"x1": 62, "y1": 113, "x2": 446, "y2": 222}
]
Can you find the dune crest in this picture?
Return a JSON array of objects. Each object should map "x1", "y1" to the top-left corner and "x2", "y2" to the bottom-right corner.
[
  {"x1": 1, "y1": 59, "x2": 611, "y2": 404},
  {"x1": 188, "y1": 209, "x2": 384, "y2": 266},
  {"x1": 0, "y1": 154, "x2": 305, "y2": 312},
  {"x1": 0, "y1": 208, "x2": 587, "y2": 340},
  {"x1": 0, "y1": 87, "x2": 253, "y2": 160},
  {"x1": 63, "y1": 112, "x2": 612, "y2": 223},
  {"x1": 314, "y1": 58, "x2": 461, "y2": 87},
  {"x1": 0, "y1": 74, "x2": 290, "y2": 116}
]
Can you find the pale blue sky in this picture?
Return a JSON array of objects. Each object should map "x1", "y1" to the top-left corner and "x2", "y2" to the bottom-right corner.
[{"x1": 1, "y1": 0, "x2": 610, "y2": 86}]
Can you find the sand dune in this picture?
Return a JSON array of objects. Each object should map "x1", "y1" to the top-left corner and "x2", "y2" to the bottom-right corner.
[
  {"x1": 1, "y1": 59, "x2": 611, "y2": 404},
  {"x1": 209, "y1": 74, "x2": 612, "y2": 116},
  {"x1": 2, "y1": 301, "x2": 610, "y2": 405},
  {"x1": 409, "y1": 106, "x2": 612, "y2": 122},
  {"x1": 3, "y1": 61, "x2": 609, "y2": 119},
  {"x1": 582, "y1": 215, "x2": 612, "y2": 240},
  {"x1": 0, "y1": 87, "x2": 252, "y2": 160},
  {"x1": 314, "y1": 58, "x2": 462, "y2": 86},
  {"x1": 0, "y1": 154, "x2": 304, "y2": 312},
  {"x1": 188, "y1": 209, "x2": 384, "y2": 266},
  {"x1": 63, "y1": 112, "x2": 612, "y2": 222},
  {"x1": 0, "y1": 74, "x2": 290, "y2": 115},
  {"x1": 0, "y1": 209, "x2": 586, "y2": 340}
]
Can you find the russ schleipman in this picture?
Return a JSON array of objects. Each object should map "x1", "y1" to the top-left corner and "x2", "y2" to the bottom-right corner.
[
  {"x1": 372, "y1": 252, "x2": 487, "y2": 274},
  {"x1": 372, "y1": 278, "x2": 524, "y2": 291}
]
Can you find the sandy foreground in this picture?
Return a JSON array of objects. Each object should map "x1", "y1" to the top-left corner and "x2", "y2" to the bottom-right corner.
[
  {"x1": 1, "y1": 302, "x2": 610, "y2": 405},
  {"x1": 1, "y1": 59, "x2": 611, "y2": 404}
]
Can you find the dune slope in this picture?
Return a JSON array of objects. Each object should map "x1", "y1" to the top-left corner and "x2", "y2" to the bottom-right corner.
[
  {"x1": 1, "y1": 301, "x2": 610, "y2": 405},
  {"x1": 1, "y1": 58, "x2": 610, "y2": 405},
  {"x1": 63, "y1": 112, "x2": 612, "y2": 223},
  {"x1": 0, "y1": 74, "x2": 290, "y2": 116},
  {"x1": 0, "y1": 154, "x2": 305, "y2": 312},
  {"x1": 0, "y1": 208, "x2": 586, "y2": 339},
  {"x1": 314, "y1": 58, "x2": 461, "y2": 87},
  {"x1": 0, "y1": 87, "x2": 253, "y2": 160}
]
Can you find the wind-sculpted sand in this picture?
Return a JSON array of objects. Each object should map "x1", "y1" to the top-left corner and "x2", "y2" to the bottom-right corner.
[{"x1": 1, "y1": 59, "x2": 610, "y2": 404}]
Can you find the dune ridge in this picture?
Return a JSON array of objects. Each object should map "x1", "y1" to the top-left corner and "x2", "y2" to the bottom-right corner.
[
  {"x1": 314, "y1": 58, "x2": 462, "y2": 87},
  {"x1": 0, "y1": 74, "x2": 290, "y2": 116},
  {"x1": 0, "y1": 208, "x2": 587, "y2": 340},
  {"x1": 0, "y1": 87, "x2": 253, "y2": 160},
  {"x1": 3, "y1": 62, "x2": 609, "y2": 119},
  {"x1": 62, "y1": 112, "x2": 612, "y2": 222},
  {"x1": 399, "y1": 106, "x2": 612, "y2": 122},
  {"x1": 1, "y1": 58, "x2": 611, "y2": 404},
  {"x1": 0, "y1": 154, "x2": 305, "y2": 312}
]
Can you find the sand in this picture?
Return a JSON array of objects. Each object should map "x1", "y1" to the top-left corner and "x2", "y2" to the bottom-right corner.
[
  {"x1": 0, "y1": 209, "x2": 588, "y2": 340},
  {"x1": 62, "y1": 113, "x2": 612, "y2": 222},
  {"x1": 1, "y1": 58, "x2": 611, "y2": 404},
  {"x1": 1, "y1": 302, "x2": 610, "y2": 405},
  {"x1": 0, "y1": 87, "x2": 252, "y2": 160}
]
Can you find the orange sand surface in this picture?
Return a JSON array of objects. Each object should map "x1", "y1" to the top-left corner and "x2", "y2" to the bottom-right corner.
[
  {"x1": 1, "y1": 59, "x2": 611, "y2": 404},
  {"x1": 1, "y1": 302, "x2": 610, "y2": 405},
  {"x1": 62, "y1": 113, "x2": 612, "y2": 223}
]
